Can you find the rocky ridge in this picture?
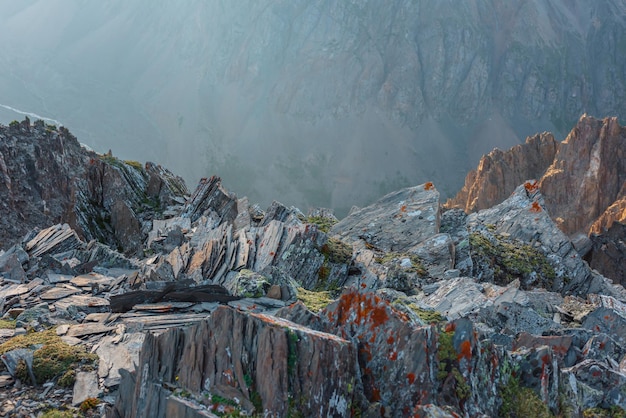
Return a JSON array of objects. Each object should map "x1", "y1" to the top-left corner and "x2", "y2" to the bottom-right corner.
[
  {"x1": 0, "y1": 118, "x2": 188, "y2": 256},
  {"x1": 446, "y1": 115, "x2": 626, "y2": 286},
  {"x1": 0, "y1": 119, "x2": 625, "y2": 417}
]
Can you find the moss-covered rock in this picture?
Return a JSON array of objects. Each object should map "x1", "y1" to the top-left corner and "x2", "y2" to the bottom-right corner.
[
  {"x1": 498, "y1": 375, "x2": 553, "y2": 417},
  {"x1": 469, "y1": 231, "x2": 557, "y2": 289},
  {"x1": 0, "y1": 328, "x2": 98, "y2": 383},
  {"x1": 305, "y1": 216, "x2": 338, "y2": 233},
  {"x1": 297, "y1": 287, "x2": 335, "y2": 313},
  {"x1": 0, "y1": 318, "x2": 16, "y2": 329}
]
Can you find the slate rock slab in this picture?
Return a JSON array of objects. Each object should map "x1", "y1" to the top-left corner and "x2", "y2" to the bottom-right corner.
[{"x1": 331, "y1": 183, "x2": 440, "y2": 252}]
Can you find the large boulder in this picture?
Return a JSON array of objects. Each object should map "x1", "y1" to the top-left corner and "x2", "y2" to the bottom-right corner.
[{"x1": 111, "y1": 305, "x2": 360, "y2": 417}]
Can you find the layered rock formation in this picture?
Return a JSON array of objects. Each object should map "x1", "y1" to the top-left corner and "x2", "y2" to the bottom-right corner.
[
  {"x1": 0, "y1": 118, "x2": 188, "y2": 255},
  {"x1": 1, "y1": 118, "x2": 626, "y2": 417},
  {"x1": 446, "y1": 115, "x2": 626, "y2": 284}
]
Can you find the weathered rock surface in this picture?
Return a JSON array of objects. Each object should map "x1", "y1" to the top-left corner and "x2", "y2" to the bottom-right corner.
[
  {"x1": 111, "y1": 306, "x2": 358, "y2": 417},
  {"x1": 331, "y1": 182, "x2": 440, "y2": 252},
  {"x1": 0, "y1": 119, "x2": 188, "y2": 256},
  {"x1": 447, "y1": 115, "x2": 626, "y2": 236},
  {"x1": 447, "y1": 115, "x2": 626, "y2": 283},
  {"x1": 445, "y1": 132, "x2": 559, "y2": 213},
  {"x1": 1, "y1": 117, "x2": 626, "y2": 416},
  {"x1": 587, "y1": 222, "x2": 626, "y2": 288},
  {"x1": 466, "y1": 182, "x2": 625, "y2": 299}
]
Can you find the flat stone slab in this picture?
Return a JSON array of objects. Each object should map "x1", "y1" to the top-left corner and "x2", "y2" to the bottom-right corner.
[
  {"x1": 54, "y1": 295, "x2": 110, "y2": 313},
  {"x1": 72, "y1": 371, "x2": 101, "y2": 406},
  {"x1": 40, "y1": 287, "x2": 81, "y2": 301},
  {"x1": 70, "y1": 273, "x2": 115, "y2": 288},
  {"x1": 67, "y1": 323, "x2": 116, "y2": 338},
  {"x1": 331, "y1": 183, "x2": 440, "y2": 252},
  {"x1": 96, "y1": 333, "x2": 145, "y2": 387},
  {"x1": 0, "y1": 284, "x2": 30, "y2": 299}
]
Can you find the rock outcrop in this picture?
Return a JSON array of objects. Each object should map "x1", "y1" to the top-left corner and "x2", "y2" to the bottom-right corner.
[
  {"x1": 0, "y1": 118, "x2": 188, "y2": 255},
  {"x1": 445, "y1": 132, "x2": 559, "y2": 213},
  {"x1": 1, "y1": 118, "x2": 626, "y2": 417},
  {"x1": 3, "y1": 1, "x2": 626, "y2": 215},
  {"x1": 447, "y1": 115, "x2": 626, "y2": 238},
  {"x1": 446, "y1": 115, "x2": 626, "y2": 283}
]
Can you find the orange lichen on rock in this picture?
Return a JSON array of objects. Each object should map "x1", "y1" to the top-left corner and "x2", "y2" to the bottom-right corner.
[
  {"x1": 444, "y1": 322, "x2": 456, "y2": 333},
  {"x1": 529, "y1": 201, "x2": 542, "y2": 212},
  {"x1": 332, "y1": 291, "x2": 390, "y2": 329},
  {"x1": 457, "y1": 340, "x2": 472, "y2": 362},
  {"x1": 524, "y1": 180, "x2": 539, "y2": 193},
  {"x1": 407, "y1": 373, "x2": 416, "y2": 384},
  {"x1": 424, "y1": 182, "x2": 434, "y2": 191}
]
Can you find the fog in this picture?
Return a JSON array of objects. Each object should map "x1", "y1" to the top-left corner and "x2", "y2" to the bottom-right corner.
[{"x1": 1, "y1": 0, "x2": 624, "y2": 216}]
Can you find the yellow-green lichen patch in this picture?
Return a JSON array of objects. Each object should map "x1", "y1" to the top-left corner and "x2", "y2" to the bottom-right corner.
[
  {"x1": 0, "y1": 318, "x2": 16, "y2": 329},
  {"x1": 408, "y1": 304, "x2": 445, "y2": 323},
  {"x1": 297, "y1": 287, "x2": 335, "y2": 313},
  {"x1": 0, "y1": 328, "x2": 98, "y2": 383},
  {"x1": 392, "y1": 299, "x2": 445, "y2": 324},
  {"x1": 305, "y1": 216, "x2": 338, "y2": 233},
  {"x1": 123, "y1": 160, "x2": 143, "y2": 170},
  {"x1": 469, "y1": 232, "x2": 557, "y2": 289},
  {"x1": 375, "y1": 252, "x2": 427, "y2": 276},
  {"x1": 583, "y1": 406, "x2": 626, "y2": 418},
  {"x1": 498, "y1": 375, "x2": 552, "y2": 417}
]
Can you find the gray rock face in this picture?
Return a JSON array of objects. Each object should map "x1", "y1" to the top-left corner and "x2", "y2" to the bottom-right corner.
[
  {"x1": 331, "y1": 182, "x2": 440, "y2": 252},
  {"x1": 466, "y1": 183, "x2": 622, "y2": 297},
  {"x1": 111, "y1": 306, "x2": 359, "y2": 418},
  {"x1": 0, "y1": 121, "x2": 188, "y2": 256}
]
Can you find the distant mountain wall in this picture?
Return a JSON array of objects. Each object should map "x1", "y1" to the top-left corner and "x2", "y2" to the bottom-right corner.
[{"x1": 0, "y1": 0, "x2": 625, "y2": 214}]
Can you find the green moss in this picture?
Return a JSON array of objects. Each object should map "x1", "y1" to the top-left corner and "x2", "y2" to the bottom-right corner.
[
  {"x1": 0, "y1": 329, "x2": 98, "y2": 383},
  {"x1": 451, "y1": 367, "x2": 471, "y2": 401},
  {"x1": 0, "y1": 319, "x2": 16, "y2": 329},
  {"x1": 499, "y1": 375, "x2": 552, "y2": 417},
  {"x1": 9, "y1": 120, "x2": 20, "y2": 128},
  {"x1": 583, "y1": 406, "x2": 626, "y2": 418},
  {"x1": 469, "y1": 232, "x2": 557, "y2": 288},
  {"x1": 375, "y1": 252, "x2": 427, "y2": 276},
  {"x1": 40, "y1": 410, "x2": 75, "y2": 418},
  {"x1": 315, "y1": 237, "x2": 352, "y2": 291},
  {"x1": 58, "y1": 369, "x2": 76, "y2": 387},
  {"x1": 210, "y1": 394, "x2": 237, "y2": 406},
  {"x1": 123, "y1": 160, "x2": 143, "y2": 170},
  {"x1": 287, "y1": 330, "x2": 299, "y2": 377},
  {"x1": 320, "y1": 238, "x2": 353, "y2": 264},
  {"x1": 407, "y1": 304, "x2": 445, "y2": 323},
  {"x1": 306, "y1": 216, "x2": 338, "y2": 233},
  {"x1": 437, "y1": 327, "x2": 471, "y2": 402},
  {"x1": 437, "y1": 330, "x2": 456, "y2": 381},
  {"x1": 250, "y1": 390, "x2": 263, "y2": 412},
  {"x1": 297, "y1": 287, "x2": 335, "y2": 313}
]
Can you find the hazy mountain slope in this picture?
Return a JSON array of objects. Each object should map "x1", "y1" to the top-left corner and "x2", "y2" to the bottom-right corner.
[{"x1": 0, "y1": 0, "x2": 625, "y2": 215}]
